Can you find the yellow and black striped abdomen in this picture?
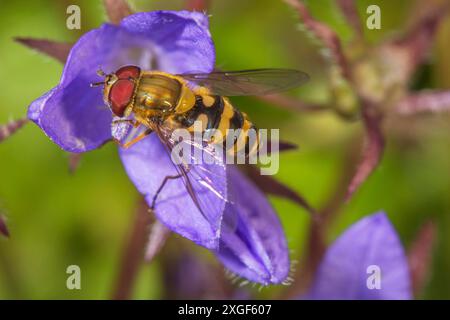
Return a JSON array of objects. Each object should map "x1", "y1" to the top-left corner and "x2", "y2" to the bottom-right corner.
[{"x1": 172, "y1": 94, "x2": 259, "y2": 157}]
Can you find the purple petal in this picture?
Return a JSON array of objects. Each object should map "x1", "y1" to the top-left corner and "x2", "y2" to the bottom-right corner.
[
  {"x1": 27, "y1": 25, "x2": 127, "y2": 152},
  {"x1": 119, "y1": 135, "x2": 226, "y2": 249},
  {"x1": 216, "y1": 167, "x2": 290, "y2": 285},
  {"x1": 120, "y1": 10, "x2": 215, "y2": 74},
  {"x1": 29, "y1": 11, "x2": 215, "y2": 152},
  {"x1": 307, "y1": 212, "x2": 412, "y2": 300}
]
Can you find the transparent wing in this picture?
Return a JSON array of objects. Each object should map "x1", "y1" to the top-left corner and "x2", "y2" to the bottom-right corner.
[
  {"x1": 178, "y1": 68, "x2": 309, "y2": 96},
  {"x1": 153, "y1": 123, "x2": 228, "y2": 225}
]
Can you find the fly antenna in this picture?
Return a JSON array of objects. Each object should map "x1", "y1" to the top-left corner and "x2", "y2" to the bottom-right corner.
[
  {"x1": 97, "y1": 68, "x2": 107, "y2": 77},
  {"x1": 90, "y1": 81, "x2": 104, "y2": 88},
  {"x1": 90, "y1": 68, "x2": 108, "y2": 87},
  {"x1": 91, "y1": 68, "x2": 108, "y2": 87}
]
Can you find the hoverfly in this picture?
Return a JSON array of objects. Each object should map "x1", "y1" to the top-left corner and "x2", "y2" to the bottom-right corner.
[{"x1": 91, "y1": 66, "x2": 308, "y2": 219}]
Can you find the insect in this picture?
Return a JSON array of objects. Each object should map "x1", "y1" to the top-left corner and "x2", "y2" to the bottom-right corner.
[{"x1": 91, "y1": 66, "x2": 308, "y2": 219}]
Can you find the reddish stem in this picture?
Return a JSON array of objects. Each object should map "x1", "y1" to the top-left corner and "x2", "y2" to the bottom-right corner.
[
  {"x1": 186, "y1": 0, "x2": 210, "y2": 11},
  {"x1": 111, "y1": 198, "x2": 152, "y2": 300}
]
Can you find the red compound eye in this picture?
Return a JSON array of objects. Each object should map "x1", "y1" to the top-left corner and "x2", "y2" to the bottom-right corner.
[
  {"x1": 115, "y1": 65, "x2": 141, "y2": 80},
  {"x1": 109, "y1": 79, "x2": 135, "y2": 117}
]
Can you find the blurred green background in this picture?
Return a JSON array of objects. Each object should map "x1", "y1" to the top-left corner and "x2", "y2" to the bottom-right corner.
[{"x1": 0, "y1": 0, "x2": 449, "y2": 299}]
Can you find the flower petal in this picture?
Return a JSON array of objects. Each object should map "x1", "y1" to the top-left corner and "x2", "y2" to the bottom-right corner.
[
  {"x1": 120, "y1": 10, "x2": 215, "y2": 74},
  {"x1": 28, "y1": 25, "x2": 127, "y2": 152},
  {"x1": 216, "y1": 166, "x2": 290, "y2": 285},
  {"x1": 29, "y1": 11, "x2": 215, "y2": 152},
  {"x1": 307, "y1": 212, "x2": 412, "y2": 300},
  {"x1": 119, "y1": 135, "x2": 226, "y2": 249}
]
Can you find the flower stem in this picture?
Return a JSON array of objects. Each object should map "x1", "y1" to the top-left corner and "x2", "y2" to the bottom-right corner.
[
  {"x1": 103, "y1": 0, "x2": 132, "y2": 24},
  {"x1": 0, "y1": 118, "x2": 28, "y2": 143},
  {"x1": 185, "y1": 0, "x2": 210, "y2": 11},
  {"x1": 111, "y1": 197, "x2": 152, "y2": 300}
]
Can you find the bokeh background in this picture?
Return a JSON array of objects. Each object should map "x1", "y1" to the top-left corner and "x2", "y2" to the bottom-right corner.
[{"x1": 0, "y1": 0, "x2": 449, "y2": 299}]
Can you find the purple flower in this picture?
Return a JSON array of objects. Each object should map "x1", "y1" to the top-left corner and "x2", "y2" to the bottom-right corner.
[
  {"x1": 306, "y1": 212, "x2": 412, "y2": 300},
  {"x1": 217, "y1": 166, "x2": 289, "y2": 285},
  {"x1": 28, "y1": 10, "x2": 289, "y2": 285},
  {"x1": 28, "y1": 11, "x2": 214, "y2": 152}
]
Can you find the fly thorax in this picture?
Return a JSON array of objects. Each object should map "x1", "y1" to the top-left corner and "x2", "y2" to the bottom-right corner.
[{"x1": 136, "y1": 74, "x2": 182, "y2": 113}]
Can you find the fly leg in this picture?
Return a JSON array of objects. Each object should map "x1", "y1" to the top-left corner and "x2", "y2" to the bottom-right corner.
[
  {"x1": 150, "y1": 173, "x2": 183, "y2": 210},
  {"x1": 112, "y1": 119, "x2": 140, "y2": 128},
  {"x1": 150, "y1": 165, "x2": 192, "y2": 210},
  {"x1": 113, "y1": 122, "x2": 153, "y2": 149},
  {"x1": 121, "y1": 129, "x2": 153, "y2": 149}
]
